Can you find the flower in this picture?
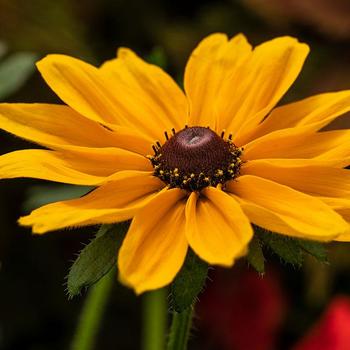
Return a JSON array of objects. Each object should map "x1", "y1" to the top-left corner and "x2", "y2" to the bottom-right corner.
[
  {"x1": 0, "y1": 33, "x2": 350, "y2": 294},
  {"x1": 198, "y1": 270, "x2": 350, "y2": 350},
  {"x1": 292, "y1": 296, "x2": 350, "y2": 350},
  {"x1": 197, "y1": 268, "x2": 286, "y2": 350}
]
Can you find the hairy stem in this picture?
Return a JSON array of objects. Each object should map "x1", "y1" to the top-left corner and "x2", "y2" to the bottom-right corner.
[{"x1": 167, "y1": 307, "x2": 194, "y2": 350}]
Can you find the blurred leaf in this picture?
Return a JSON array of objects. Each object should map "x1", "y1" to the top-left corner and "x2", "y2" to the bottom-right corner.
[
  {"x1": 247, "y1": 235, "x2": 265, "y2": 273},
  {"x1": 23, "y1": 184, "x2": 93, "y2": 211},
  {"x1": 0, "y1": 41, "x2": 7, "y2": 59},
  {"x1": 170, "y1": 249, "x2": 208, "y2": 312},
  {"x1": 0, "y1": 0, "x2": 94, "y2": 59},
  {"x1": 257, "y1": 228, "x2": 304, "y2": 267},
  {"x1": 0, "y1": 52, "x2": 38, "y2": 100},
  {"x1": 297, "y1": 239, "x2": 329, "y2": 263},
  {"x1": 67, "y1": 223, "x2": 128, "y2": 299},
  {"x1": 146, "y1": 46, "x2": 167, "y2": 69}
]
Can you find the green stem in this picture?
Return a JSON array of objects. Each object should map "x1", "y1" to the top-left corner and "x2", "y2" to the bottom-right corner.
[
  {"x1": 70, "y1": 268, "x2": 115, "y2": 350},
  {"x1": 167, "y1": 307, "x2": 194, "y2": 350},
  {"x1": 142, "y1": 288, "x2": 168, "y2": 350}
]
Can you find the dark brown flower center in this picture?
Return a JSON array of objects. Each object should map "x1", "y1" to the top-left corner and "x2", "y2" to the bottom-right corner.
[{"x1": 148, "y1": 126, "x2": 243, "y2": 191}]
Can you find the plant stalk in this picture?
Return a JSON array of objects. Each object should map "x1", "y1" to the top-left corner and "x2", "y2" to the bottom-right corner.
[
  {"x1": 142, "y1": 288, "x2": 168, "y2": 350},
  {"x1": 167, "y1": 307, "x2": 193, "y2": 350},
  {"x1": 70, "y1": 268, "x2": 115, "y2": 350}
]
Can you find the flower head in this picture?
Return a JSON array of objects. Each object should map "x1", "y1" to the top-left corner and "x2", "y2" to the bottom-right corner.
[{"x1": 1, "y1": 33, "x2": 350, "y2": 293}]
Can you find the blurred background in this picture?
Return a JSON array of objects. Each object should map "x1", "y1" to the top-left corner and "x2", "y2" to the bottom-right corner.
[{"x1": 0, "y1": 0, "x2": 350, "y2": 349}]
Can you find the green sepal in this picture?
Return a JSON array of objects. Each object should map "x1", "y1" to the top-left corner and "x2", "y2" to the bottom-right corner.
[
  {"x1": 66, "y1": 223, "x2": 128, "y2": 299},
  {"x1": 247, "y1": 235, "x2": 265, "y2": 273},
  {"x1": 297, "y1": 239, "x2": 329, "y2": 263},
  {"x1": 170, "y1": 249, "x2": 208, "y2": 312},
  {"x1": 256, "y1": 228, "x2": 304, "y2": 267}
]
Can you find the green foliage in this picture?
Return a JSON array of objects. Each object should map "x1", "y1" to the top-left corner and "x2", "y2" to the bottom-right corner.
[
  {"x1": 67, "y1": 223, "x2": 128, "y2": 299},
  {"x1": 0, "y1": 52, "x2": 38, "y2": 100},
  {"x1": 297, "y1": 239, "x2": 328, "y2": 263},
  {"x1": 258, "y1": 229, "x2": 304, "y2": 267},
  {"x1": 170, "y1": 250, "x2": 208, "y2": 312},
  {"x1": 249, "y1": 227, "x2": 329, "y2": 271},
  {"x1": 247, "y1": 235, "x2": 265, "y2": 273},
  {"x1": 23, "y1": 184, "x2": 92, "y2": 211}
]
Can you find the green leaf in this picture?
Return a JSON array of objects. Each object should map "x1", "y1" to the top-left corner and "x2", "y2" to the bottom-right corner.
[
  {"x1": 67, "y1": 223, "x2": 128, "y2": 298},
  {"x1": 0, "y1": 52, "x2": 39, "y2": 100},
  {"x1": 257, "y1": 228, "x2": 303, "y2": 267},
  {"x1": 297, "y1": 239, "x2": 328, "y2": 263},
  {"x1": 170, "y1": 249, "x2": 208, "y2": 312},
  {"x1": 247, "y1": 236, "x2": 265, "y2": 273},
  {"x1": 23, "y1": 184, "x2": 92, "y2": 211}
]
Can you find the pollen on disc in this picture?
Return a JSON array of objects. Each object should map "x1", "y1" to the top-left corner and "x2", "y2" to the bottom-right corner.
[{"x1": 148, "y1": 126, "x2": 243, "y2": 191}]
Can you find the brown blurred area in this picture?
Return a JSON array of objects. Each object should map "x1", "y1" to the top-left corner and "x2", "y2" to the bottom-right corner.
[
  {"x1": 243, "y1": 0, "x2": 350, "y2": 40},
  {"x1": 0, "y1": 0, "x2": 350, "y2": 349}
]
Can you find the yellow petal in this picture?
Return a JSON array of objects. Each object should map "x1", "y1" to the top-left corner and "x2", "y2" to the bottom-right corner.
[
  {"x1": 0, "y1": 143, "x2": 152, "y2": 185},
  {"x1": 227, "y1": 175, "x2": 348, "y2": 240},
  {"x1": 226, "y1": 37, "x2": 309, "y2": 143},
  {"x1": 19, "y1": 171, "x2": 164, "y2": 234},
  {"x1": 37, "y1": 55, "x2": 125, "y2": 125},
  {"x1": 336, "y1": 220, "x2": 350, "y2": 241},
  {"x1": 243, "y1": 125, "x2": 317, "y2": 159},
  {"x1": 242, "y1": 159, "x2": 350, "y2": 197},
  {"x1": 0, "y1": 149, "x2": 106, "y2": 185},
  {"x1": 57, "y1": 147, "x2": 153, "y2": 176},
  {"x1": 314, "y1": 132, "x2": 350, "y2": 165},
  {"x1": 185, "y1": 187, "x2": 253, "y2": 266},
  {"x1": 320, "y1": 197, "x2": 350, "y2": 211},
  {"x1": 107, "y1": 125, "x2": 153, "y2": 155},
  {"x1": 118, "y1": 188, "x2": 187, "y2": 294},
  {"x1": 0, "y1": 103, "x2": 119, "y2": 148},
  {"x1": 244, "y1": 90, "x2": 350, "y2": 144},
  {"x1": 232, "y1": 194, "x2": 310, "y2": 238},
  {"x1": 0, "y1": 103, "x2": 153, "y2": 155},
  {"x1": 320, "y1": 197, "x2": 350, "y2": 241},
  {"x1": 320, "y1": 197, "x2": 350, "y2": 221},
  {"x1": 38, "y1": 54, "x2": 184, "y2": 141},
  {"x1": 102, "y1": 48, "x2": 187, "y2": 137},
  {"x1": 184, "y1": 33, "x2": 252, "y2": 130},
  {"x1": 244, "y1": 127, "x2": 350, "y2": 165}
]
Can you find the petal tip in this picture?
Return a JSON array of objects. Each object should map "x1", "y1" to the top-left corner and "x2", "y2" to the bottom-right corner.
[
  {"x1": 36, "y1": 54, "x2": 65, "y2": 68},
  {"x1": 117, "y1": 47, "x2": 135, "y2": 60},
  {"x1": 18, "y1": 215, "x2": 30, "y2": 226},
  {"x1": 230, "y1": 32, "x2": 249, "y2": 44},
  {"x1": 18, "y1": 215, "x2": 47, "y2": 234}
]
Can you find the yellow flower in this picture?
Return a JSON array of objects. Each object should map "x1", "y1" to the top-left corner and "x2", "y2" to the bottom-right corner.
[{"x1": 0, "y1": 33, "x2": 350, "y2": 294}]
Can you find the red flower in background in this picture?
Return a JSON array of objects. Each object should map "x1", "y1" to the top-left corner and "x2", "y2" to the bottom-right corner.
[
  {"x1": 197, "y1": 268, "x2": 287, "y2": 350},
  {"x1": 198, "y1": 267, "x2": 350, "y2": 350},
  {"x1": 293, "y1": 296, "x2": 350, "y2": 350}
]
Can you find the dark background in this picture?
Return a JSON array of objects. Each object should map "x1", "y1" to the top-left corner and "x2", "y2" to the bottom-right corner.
[{"x1": 0, "y1": 0, "x2": 350, "y2": 349}]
